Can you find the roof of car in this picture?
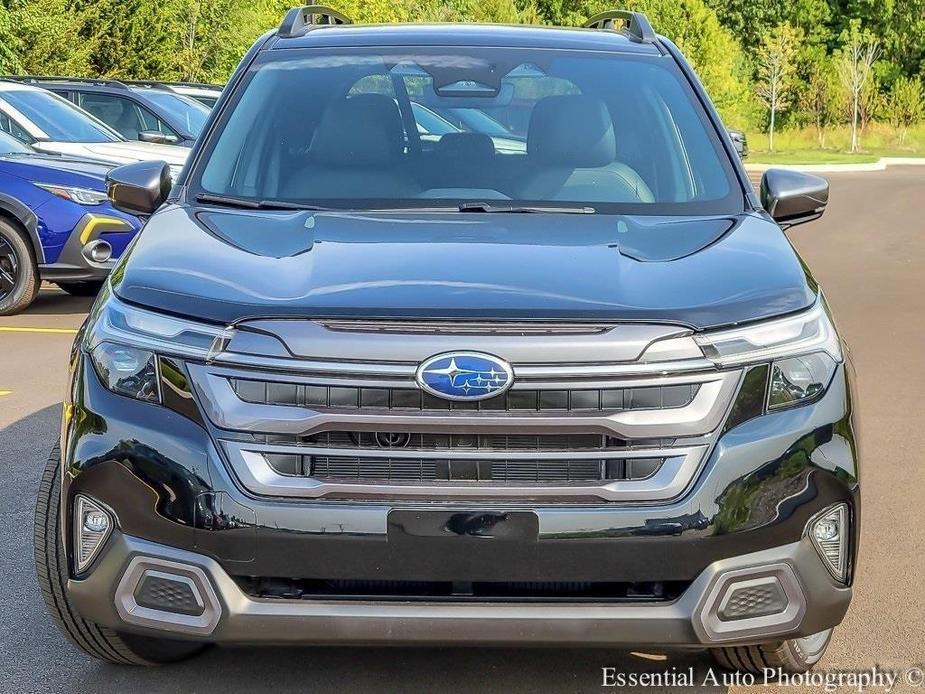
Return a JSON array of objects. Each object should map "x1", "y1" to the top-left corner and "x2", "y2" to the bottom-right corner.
[
  {"x1": 270, "y1": 23, "x2": 663, "y2": 54},
  {"x1": 0, "y1": 80, "x2": 46, "y2": 92}
]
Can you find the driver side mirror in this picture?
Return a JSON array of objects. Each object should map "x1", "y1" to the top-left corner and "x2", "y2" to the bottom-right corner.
[
  {"x1": 760, "y1": 169, "x2": 829, "y2": 227},
  {"x1": 107, "y1": 160, "x2": 172, "y2": 216},
  {"x1": 138, "y1": 130, "x2": 178, "y2": 145}
]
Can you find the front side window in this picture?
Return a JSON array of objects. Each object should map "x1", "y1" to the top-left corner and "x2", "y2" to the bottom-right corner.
[
  {"x1": 0, "y1": 130, "x2": 33, "y2": 153},
  {"x1": 136, "y1": 90, "x2": 209, "y2": 136},
  {"x1": 0, "y1": 111, "x2": 33, "y2": 143},
  {"x1": 197, "y1": 47, "x2": 742, "y2": 215},
  {"x1": 0, "y1": 89, "x2": 119, "y2": 143}
]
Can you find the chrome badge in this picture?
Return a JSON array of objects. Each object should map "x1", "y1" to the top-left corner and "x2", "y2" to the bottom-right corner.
[{"x1": 415, "y1": 352, "x2": 513, "y2": 401}]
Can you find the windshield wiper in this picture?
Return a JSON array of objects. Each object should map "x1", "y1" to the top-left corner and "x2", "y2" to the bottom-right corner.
[
  {"x1": 457, "y1": 202, "x2": 595, "y2": 214},
  {"x1": 195, "y1": 193, "x2": 330, "y2": 211}
]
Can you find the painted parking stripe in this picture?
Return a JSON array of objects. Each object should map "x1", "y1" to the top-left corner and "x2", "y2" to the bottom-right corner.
[
  {"x1": 0, "y1": 327, "x2": 79, "y2": 334},
  {"x1": 0, "y1": 390, "x2": 11, "y2": 397}
]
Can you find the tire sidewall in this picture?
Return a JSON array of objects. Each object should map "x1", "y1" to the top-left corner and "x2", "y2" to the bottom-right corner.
[{"x1": 0, "y1": 218, "x2": 38, "y2": 315}]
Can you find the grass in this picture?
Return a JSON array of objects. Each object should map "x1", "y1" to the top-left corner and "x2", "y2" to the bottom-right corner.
[{"x1": 742, "y1": 123, "x2": 925, "y2": 165}]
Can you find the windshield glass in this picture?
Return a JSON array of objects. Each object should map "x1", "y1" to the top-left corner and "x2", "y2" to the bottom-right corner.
[
  {"x1": 197, "y1": 47, "x2": 742, "y2": 214},
  {"x1": 0, "y1": 130, "x2": 33, "y2": 154},
  {"x1": 0, "y1": 89, "x2": 120, "y2": 143},
  {"x1": 137, "y1": 89, "x2": 210, "y2": 136}
]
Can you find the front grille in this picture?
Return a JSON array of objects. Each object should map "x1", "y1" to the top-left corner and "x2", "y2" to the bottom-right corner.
[
  {"x1": 231, "y1": 378, "x2": 700, "y2": 413},
  {"x1": 267, "y1": 431, "x2": 675, "y2": 451},
  {"x1": 190, "y1": 347, "x2": 739, "y2": 501},
  {"x1": 260, "y1": 430, "x2": 667, "y2": 482},
  {"x1": 268, "y1": 454, "x2": 663, "y2": 482},
  {"x1": 234, "y1": 575, "x2": 690, "y2": 602}
]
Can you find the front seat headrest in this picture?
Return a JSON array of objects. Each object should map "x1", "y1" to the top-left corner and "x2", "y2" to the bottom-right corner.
[
  {"x1": 311, "y1": 94, "x2": 404, "y2": 167},
  {"x1": 527, "y1": 95, "x2": 616, "y2": 168},
  {"x1": 434, "y1": 132, "x2": 495, "y2": 161}
]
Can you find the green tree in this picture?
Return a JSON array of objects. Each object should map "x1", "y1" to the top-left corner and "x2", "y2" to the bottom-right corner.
[
  {"x1": 0, "y1": 4, "x2": 23, "y2": 73},
  {"x1": 884, "y1": 76, "x2": 924, "y2": 145},
  {"x1": 836, "y1": 19, "x2": 880, "y2": 153},
  {"x1": 800, "y1": 56, "x2": 841, "y2": 148},
  {"x1": 6, "y1": 0, "x2": 92, "y2": 75},
  {"x1": 704, "y1": 0, "x2": 829, "y2": 52},
  {"x1": 76, "y1": 0, "x2": 178, "y2": 78},
  {"x1": 755, "y1": 23, "x2": 800, "y2": 150}
]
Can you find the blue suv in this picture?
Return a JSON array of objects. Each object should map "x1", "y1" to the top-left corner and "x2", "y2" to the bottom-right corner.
[{"x1": 0, "y1": 131, "x2": 140, "y2": 313}]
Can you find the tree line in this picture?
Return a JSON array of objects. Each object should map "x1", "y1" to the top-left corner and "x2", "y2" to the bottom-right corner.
[{"x1": 1, "y1": 0, "x2": 924, "y2": 151}]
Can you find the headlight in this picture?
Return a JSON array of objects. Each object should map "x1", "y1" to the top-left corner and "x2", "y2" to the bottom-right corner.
[
  {"x1": 694, "y1": 297, "x2": 841, "y2": 366},
  {"x1": 768, "y1": 353, "x2": 837, "y2": 410},
  {"x1": 696, "y1": 295, "x2": 842, "y2": 411},
  {"x1": 90, "y1": 342, "x2": 160, "y2": 403},
  {"x1": 33, "y1": 183, "x2": 108, "y2": 206},
  {"x1": 86, "y1": 287, "x2": 232, "y2": 360}
]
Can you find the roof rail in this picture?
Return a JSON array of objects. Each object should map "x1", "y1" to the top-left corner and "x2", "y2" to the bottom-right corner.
[
  {"x1": 583, "y1": 10, "x2": 657, "y2": 44},
  {"x1": 125, "y1": 80, "x2": 223, "y2": 90},
  {"x1": 278, "y1": 5, "x2": 352, "y2": 38},
  {"x1": 0, "y1": 75, "x2": 131, "y2": 89}
]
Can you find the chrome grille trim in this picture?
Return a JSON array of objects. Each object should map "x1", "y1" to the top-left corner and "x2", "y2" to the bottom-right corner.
[
  {"x1": 220, "y1": 440, "x2": 708, "y2": 501},
  {"x1": 317, "y1": 320, "x2": 618, "y2": 335},
  {"x1": 189, "y1": 364, "x2": 740, "y2": 440},
  {"x1": 209, "y1": 352, "x2": 718, "y2": 379}
]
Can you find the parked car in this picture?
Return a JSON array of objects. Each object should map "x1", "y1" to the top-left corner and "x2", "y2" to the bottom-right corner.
[
  {"x1": 728, "y1": 128, "x2": 748, "y2": 158},
  {"x1": 36, "y1": 6, "x2": 858, "y2": 677},
  {"x1": 6, "y1": 77, "x2": 211, "y2": 146},
  {"x1": 126, "y1": 80, "x2": 224, "y2": 109},
  {"x1": 0, "y1": 131, "x2": 141, "y2": 313},
  {"x1": 0, "y1": 81, "x2": 189, "y2": 172}
]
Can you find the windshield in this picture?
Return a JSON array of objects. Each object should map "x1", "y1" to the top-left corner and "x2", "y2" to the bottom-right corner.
[
  {"x1": 0, "y1": 89, "x2": 120, "y2": 143},
  {"x1": 197, "y1": 47, "x2": 742, "y2": 215},
  {"x1": 0, "y1": 130, "x2": 33, "y2": 154},
  {"x1": 137, "y1": 89, "x2": 210, "y2": 136}
]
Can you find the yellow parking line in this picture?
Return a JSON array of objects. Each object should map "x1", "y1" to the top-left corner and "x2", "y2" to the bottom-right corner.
[
  {"x1": 0, "y1": 326, "x2": 79, "y2": 334},
  {"x1": 0, "y1": 390, "x2": 10, "y2": 397}
]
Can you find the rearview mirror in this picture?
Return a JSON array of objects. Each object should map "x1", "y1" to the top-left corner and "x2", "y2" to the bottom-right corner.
[
  {"x1": 760, "y1": 169, "x2": 829, "y2": 227},
  {"x1": 107, "y1": 160, "x2": 172, "y2": 216},
  {"x1": 138, "y1": 130, "x2": 178, "y2": 145}
]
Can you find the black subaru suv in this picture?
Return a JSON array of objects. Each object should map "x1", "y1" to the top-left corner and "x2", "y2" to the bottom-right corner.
[{"x1": 35, "y1": 6, "x2": 858, "y2": 674}]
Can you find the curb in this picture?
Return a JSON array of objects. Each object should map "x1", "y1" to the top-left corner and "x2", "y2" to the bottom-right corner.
[{"x1": 744, "y1": 157, "x2": 925, "y2": 174}]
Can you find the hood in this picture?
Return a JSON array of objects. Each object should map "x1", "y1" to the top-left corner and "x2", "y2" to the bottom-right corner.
[
  {"x1": 112, "y1": 206, "x2": 816, "y2": 330},
  {"x1": 32, "y1": 141, "x2": 189, "y2": 167},
  {"x1": 0, "y1": 152, "x2": 113, "y2": 189}
]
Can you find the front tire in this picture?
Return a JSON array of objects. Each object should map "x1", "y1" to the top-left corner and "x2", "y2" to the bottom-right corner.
[
  {"x1": 0, "y1": 217, "x2": 39, "y2": 315},
  {"x1": 711, "y1": 629, "x2": 833, "y2": 675},
  {"x1": 34, "y1": 445, "x2": 209, "y2": 665}
]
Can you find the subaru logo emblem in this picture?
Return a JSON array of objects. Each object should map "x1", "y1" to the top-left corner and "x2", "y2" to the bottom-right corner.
[{"x1": 416, "y1": 352, "x2": 513, "y2": 401}]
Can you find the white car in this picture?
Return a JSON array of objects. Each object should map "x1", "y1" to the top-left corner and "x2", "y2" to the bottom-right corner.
[{"x1": 0, "y1": 81, "x2": 189, "y2": 172}]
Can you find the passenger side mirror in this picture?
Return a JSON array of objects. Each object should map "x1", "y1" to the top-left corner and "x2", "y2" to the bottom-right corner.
[
  {"x1": 138, "y1": 130, "x2": 178, "y2": 145},
  {"x1": 727, "y1": 129, "x2": 747, "y2": 159},
  {"x1": 760, "y1": 169, "x2": 829, "y2": 227},
  {"x1": 107, "y1": 160, "x2": 172, "y2": 216}
]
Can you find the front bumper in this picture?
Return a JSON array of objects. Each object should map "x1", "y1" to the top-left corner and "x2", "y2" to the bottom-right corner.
[
  {"x1": 59, "y1": 351, "x2": 860, "y2": 648},
  {"x1": 68, "y1": 532, "x2": 850, "y2": 647},
  {"x1": 39, "y1": 214, "x2": 136, "y2": 282}
]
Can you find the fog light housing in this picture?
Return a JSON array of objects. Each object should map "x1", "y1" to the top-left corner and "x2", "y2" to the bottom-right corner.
[
  {"x1": 808, "y1": 504, "x2": 849, "y2": 582},
  {"x1": 74, "y1": 496, "x2": 113, "y2": 573},
  {"x1": 82, "y1": 239, "x2": 112, "y2": 264}
]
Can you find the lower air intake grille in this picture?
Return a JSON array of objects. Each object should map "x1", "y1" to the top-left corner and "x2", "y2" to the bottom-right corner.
[
  {"x1": 235, "y1": 576, "x2": 690, "y2": 602},
  {"x1": 265, "y1": 453, "x2": 663, "y2": 482}
]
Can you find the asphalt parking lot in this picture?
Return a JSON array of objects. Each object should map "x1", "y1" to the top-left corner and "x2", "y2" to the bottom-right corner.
[{"x1": 2, "y1": 167, "x2": 924, "y2": 693}]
